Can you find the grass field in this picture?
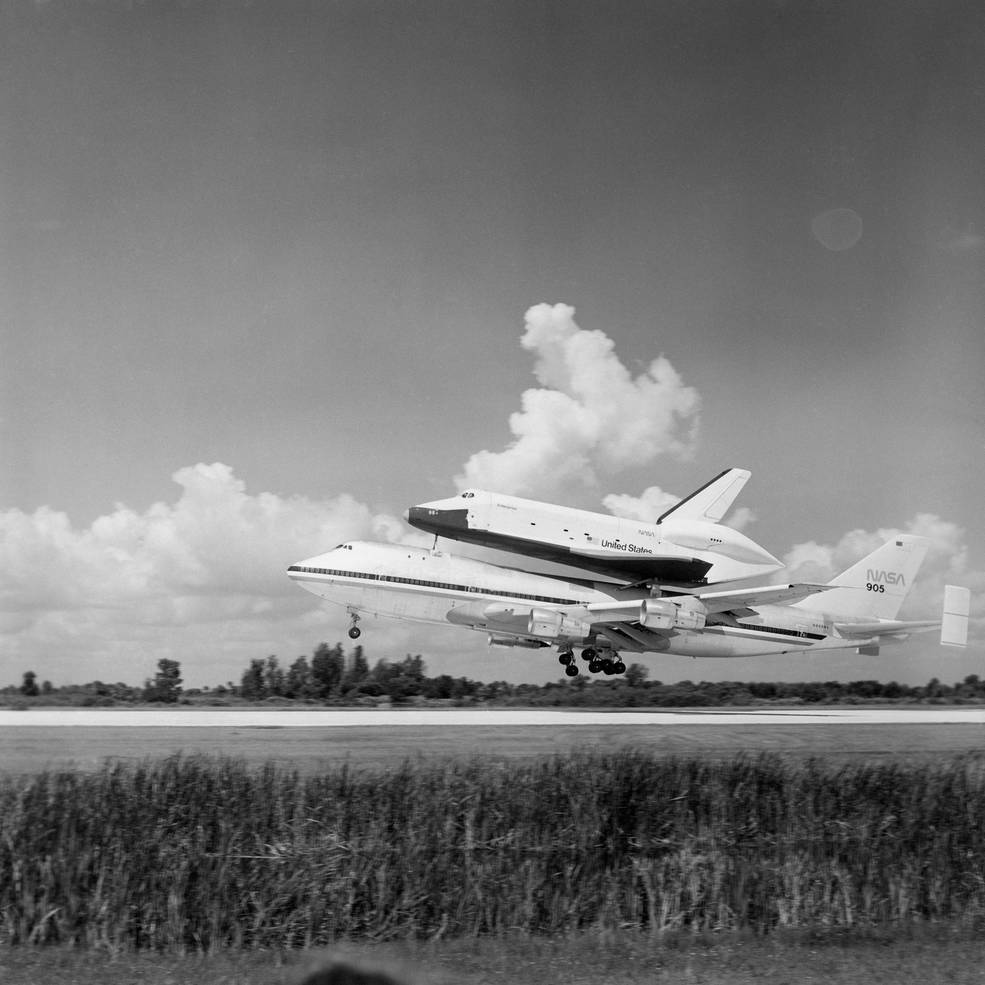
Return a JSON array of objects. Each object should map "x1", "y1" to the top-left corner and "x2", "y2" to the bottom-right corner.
[
  {"x1": 4, "y1": 750, "x2": 985, "y2": 944},
  {"x1": 3, "y1": 722, "x2": 984, "y2": 983}
]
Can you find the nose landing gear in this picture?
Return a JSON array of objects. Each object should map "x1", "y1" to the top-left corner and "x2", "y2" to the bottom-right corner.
[
  {"x1": 557, "y1": 644, "x2": 580, "y2": 676},
  {"x1": 346, "y1": 609, "x2": 361, "y2": 640}
]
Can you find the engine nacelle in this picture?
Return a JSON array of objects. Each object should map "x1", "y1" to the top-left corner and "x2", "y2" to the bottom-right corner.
[
  {"x1": 527, "y1": 607, "x2": 591, "y2": 641},
  {"x1": 528, "y1": 607, "x2": 562, "y2": 636},
  {"x1": 640, "y1": 597, "x2": 706, "y2": 631},
  {"x1": 447, "y1": 601, "x2": 506, "y2": 627}
]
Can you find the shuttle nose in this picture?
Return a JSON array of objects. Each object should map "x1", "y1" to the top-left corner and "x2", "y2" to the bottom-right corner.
[{"x1": 406, "y1": 504, "x2": 469, "y2": 534}]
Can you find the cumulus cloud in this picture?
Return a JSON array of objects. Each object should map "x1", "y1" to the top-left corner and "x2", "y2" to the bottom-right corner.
[
  {"x1": 602, "y1": 489, "x2": 756, "y2": 531},
  {"x1": 601, "y1": 486, "x2": 680, "y2": 522},
  {"x1": 0, "y1": 464, "x2": 409, "y2": 683},
  {"x1": 1, "y1": 463, "x2": 402, "y2": 612},
  {"x1": 455, "y1": 303, "x2": 700, "y2": 499}
]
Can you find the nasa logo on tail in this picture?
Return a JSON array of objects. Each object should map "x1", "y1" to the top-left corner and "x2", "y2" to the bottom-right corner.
[{"x1": 866, "y1": 568, "x2": 905, "y2": 593}]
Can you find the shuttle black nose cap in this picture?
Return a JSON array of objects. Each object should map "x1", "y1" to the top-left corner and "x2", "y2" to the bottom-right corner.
[{"x1": 406, "y1": 506, "x2": 470, "y2": 534}]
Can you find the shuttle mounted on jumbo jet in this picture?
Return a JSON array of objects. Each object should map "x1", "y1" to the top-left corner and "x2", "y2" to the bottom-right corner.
[
  {"x1": 287, "y1": 534, "x2": 969, "y2": 678},
  {"x1": 407, "y1": 468, "x2": 782, "y2": 586}
]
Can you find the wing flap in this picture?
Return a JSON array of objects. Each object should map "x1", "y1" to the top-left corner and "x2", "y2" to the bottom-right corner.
[{"x1": 595, "y1": 622, "x2": 669, "y2": 652}]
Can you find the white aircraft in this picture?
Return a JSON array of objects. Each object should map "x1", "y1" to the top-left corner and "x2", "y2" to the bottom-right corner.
[
  {"x1": 287, "y1": 534, "x2": 969, "y2": 676},
  {"x1": 406, "y1": 468, "x2": 783, "y2": 586}
]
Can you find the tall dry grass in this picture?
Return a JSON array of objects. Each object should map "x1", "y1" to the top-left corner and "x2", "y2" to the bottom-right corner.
[{"x1": 2, "y1": 751, "x2": 984, "y2": 950}]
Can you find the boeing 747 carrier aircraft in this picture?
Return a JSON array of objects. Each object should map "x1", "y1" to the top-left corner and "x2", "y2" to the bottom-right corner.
[{"x1": 288, "y1": 533, "x2": 969, "y2": 676}]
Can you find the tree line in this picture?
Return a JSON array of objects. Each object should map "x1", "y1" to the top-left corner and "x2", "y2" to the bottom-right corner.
[{"x1": 5, "y1": 644, "x2": 985, "y2": 707}]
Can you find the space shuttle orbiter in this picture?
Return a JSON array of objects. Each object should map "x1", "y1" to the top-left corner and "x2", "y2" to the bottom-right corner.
[{"x1": 406, "y1": 468, "x2": 782, "y2": 586}]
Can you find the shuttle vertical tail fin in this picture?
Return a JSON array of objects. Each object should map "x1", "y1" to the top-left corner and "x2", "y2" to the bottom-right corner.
[
  {"x1": 656, "y1": 468, "x2": 751, "y2": 524},
  {"x1": 793, "y1": 535, "x2": 929, "y2": 619}
]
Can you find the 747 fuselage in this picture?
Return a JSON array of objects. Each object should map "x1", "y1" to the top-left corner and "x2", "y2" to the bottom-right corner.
[{"x1": 287, "y1": 538, "x2": 953, "y2": 672}]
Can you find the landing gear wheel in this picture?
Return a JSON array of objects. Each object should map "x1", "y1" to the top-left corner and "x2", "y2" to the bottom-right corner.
[
  {"x1": 588, "y1": 659, "x2": 603, "y2": 674},
  {"x1": 581, "y1": 647, "x2": 597, "y2": 663},
  {"x1": 564, "y1": 664, "x2": 579, "y2": 677},
  {"x1": 346, "y1": 610, "x2": 361, "y2": 640},
  {"x1": 614, "y1": 660, "x2": 626, "y2": 674},
  {"x1": 558, "y1": 651, "x2": 574, "y2": 666}
]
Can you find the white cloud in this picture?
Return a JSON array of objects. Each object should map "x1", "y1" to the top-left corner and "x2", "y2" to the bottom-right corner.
[
  {"x1": 0, "y1": 463, "x2": 409, "y2": 685},
  {"x1": 601, "y1": 486, "x2": 680, "y2": 522},
  {"x1": 725, "y1": 507, "x2": 756, "y2": 533},
  {"x1": 455, "y1": 303, "x2": 700, "y2": 499},
  {"x1": 602, "y1": 490, "x2": 756, "y2": 531}
]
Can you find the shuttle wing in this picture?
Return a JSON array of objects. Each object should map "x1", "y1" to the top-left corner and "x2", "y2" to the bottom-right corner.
[{"x1": 559, "y1": 550, "x2": 712, "y2": 584}]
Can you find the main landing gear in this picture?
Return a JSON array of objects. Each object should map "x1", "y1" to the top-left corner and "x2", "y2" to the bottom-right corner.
[
  {"x1": 557, "y1": 644, "x2": 579, "y2": 677},
  {"x1": 346, "y1": 609, "x2": 362, "y2": 640},
  {"x1": 557, "y1": 645, "x2": 626, "y2": 677}
]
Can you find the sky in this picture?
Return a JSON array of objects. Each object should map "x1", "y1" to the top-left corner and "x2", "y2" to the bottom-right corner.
[{"x1": 2, "y1": 0, "x2": 983, "y2": 689}]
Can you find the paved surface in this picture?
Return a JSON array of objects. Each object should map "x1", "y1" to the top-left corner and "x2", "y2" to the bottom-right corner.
[{"x1": 2, "y1": 707, "x2": 984, "y2": 726}]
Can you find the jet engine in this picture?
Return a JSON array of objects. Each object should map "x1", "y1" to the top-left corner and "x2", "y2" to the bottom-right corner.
[
  {"x1": 640, "y1": 597, "x2": 707, "y2": 630},
  {"x1": 528, "y1": 607, "x2": 591, "y2": 641},
  {"x1": 447, "y1": 601, "x2": 591, "y2": 642}
]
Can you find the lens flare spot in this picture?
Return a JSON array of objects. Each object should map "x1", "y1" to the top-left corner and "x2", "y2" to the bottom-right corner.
[{"x1": 811, "y1": 208, "x2": 863, "y2": 251}]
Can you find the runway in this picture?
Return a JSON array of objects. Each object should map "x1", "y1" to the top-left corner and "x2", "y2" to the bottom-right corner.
[
  {"x1": 2, "y1": 707, "x2": 984, "y2": 727},
  {"x1": 4, "y1": 707, "x2": 982, "y2": 774}
]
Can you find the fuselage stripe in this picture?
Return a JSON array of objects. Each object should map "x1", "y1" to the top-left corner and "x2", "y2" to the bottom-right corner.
[
  {"x1": 731, "y1": 623, "x2": 826, "y2": 642},
  {"x1": 287, "y1": 566, "x2": 579, "y2": 606}
]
